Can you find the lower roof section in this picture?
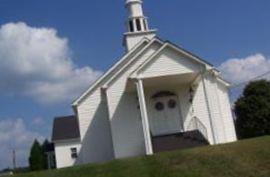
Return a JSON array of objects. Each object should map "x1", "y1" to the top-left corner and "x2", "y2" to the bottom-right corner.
[{"x1": 52, "y1": 115, "x2": 80, "y2": 142}]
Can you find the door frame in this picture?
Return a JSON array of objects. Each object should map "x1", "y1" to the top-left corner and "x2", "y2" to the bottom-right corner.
[{"x1": 148, "y1": 91, "x2": 184, "y2": 136}]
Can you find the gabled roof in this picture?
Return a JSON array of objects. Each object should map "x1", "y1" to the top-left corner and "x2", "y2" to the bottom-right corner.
[
  {"x1": 72, "y1": 38, "x2": 151, "y2": 106},
  {"x1": 52, "y1": 116, "x2": 80, "y2": 142},
  {"x1": 165, "y1": 40, "x2": 213, "y2": 67},
  {"x1": 72, "y1": 36, "x2": 219, "y2": 106},
  {"x1": 102, "y1": 38, "x2": 164, "y2": 88},
  {"x1": 130, "y1": 41, "x2": 214, "y2": 78}
]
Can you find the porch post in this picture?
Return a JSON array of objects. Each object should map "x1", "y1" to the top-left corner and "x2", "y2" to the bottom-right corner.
[{"x1": 135, "y1": 79, "x2": 153, "y2": 155}]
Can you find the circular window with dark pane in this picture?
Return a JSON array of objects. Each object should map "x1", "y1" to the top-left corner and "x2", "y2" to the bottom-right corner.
[
  {"x1": 168, "y1": 99, "x2": 176, "y2": 109},
  {"x1": 155, "y1": 102, "x2": 164, "y2": 111}
]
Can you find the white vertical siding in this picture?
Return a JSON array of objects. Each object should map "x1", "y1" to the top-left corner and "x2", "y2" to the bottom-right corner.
[
  {"x1": 76, "y1": 89, "x2": 114, "y2": 164},
  {"x1": 54, "y1": 141, "x2": 81, "y2": 169},
  {"x1": 106, "y1": 42, "x2": 162, "y2": 158}
]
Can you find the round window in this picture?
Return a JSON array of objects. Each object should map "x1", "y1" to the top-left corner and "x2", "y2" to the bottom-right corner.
[
  {"x1": 168, "y1": 99, "x2": 176, "y2": 109},
  {"x1": 155, "y1": 102, "x2": 164, "y2": 111}
]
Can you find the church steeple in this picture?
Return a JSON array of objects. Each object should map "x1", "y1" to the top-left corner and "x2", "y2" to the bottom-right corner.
[
  {"x1": 123, "y1": 0, "x2": 156, "y2": 51},
  {"x1": 125, "y1": 0, "x2": 149, "y2": 33}
]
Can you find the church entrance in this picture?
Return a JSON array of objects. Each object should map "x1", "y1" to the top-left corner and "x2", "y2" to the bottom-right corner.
[{"x1": 149, "y1": 91, "x2": 183, "y2": 136}]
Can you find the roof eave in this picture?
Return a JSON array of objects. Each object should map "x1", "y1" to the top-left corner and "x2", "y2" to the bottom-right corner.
[
  {"x1": 52, "y1": 138, "x2": 81, "y2": 144},
  {"x1": 72, "y1": 38, "x2": 151, "y2": 106}
]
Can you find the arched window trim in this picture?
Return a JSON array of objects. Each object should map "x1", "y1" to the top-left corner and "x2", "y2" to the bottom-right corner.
[{"x1": 152, "y1": 91, "x2": 176, "y2": 99}]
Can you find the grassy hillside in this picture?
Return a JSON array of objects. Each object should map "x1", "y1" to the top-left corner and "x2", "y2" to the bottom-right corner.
[{"x1": 14, "y1": 136, "x2": 270, "y2": 177}]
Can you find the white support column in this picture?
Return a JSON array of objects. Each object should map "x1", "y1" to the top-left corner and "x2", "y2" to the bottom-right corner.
[
  {"x1": 136, "y1": 79, "x2": 153, "y2": 155},
  {"x1": 133, "y1": 19, "x2": 137, "y2": 32},
  {"x1": 144, "y1": 18, "x2": 149, "y2": 30},
  {"x1": 140, "y1": 18, "x2": 145, "y2": 31}
]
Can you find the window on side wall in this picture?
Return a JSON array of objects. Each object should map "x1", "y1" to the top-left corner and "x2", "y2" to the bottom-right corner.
[{"x1": 71, "y1": 148, "x2": 78, "y2": 159}]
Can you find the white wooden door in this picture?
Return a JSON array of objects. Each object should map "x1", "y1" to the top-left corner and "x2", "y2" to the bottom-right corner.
[{"x1": 150, "y1": 96, "x2": 183, "y2": 136}]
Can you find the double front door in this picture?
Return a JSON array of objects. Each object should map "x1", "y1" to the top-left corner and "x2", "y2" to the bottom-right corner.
[{"x1": 149, "y1": 95, "x2": 183, "y2": 136}]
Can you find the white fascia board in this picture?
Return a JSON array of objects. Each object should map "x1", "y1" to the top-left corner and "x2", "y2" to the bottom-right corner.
[
  {"x1": 191, "y1": 73, "x2": 202, "y2": 85},
  {"x1": 102, "y1": 38, "x2": 164, "y2": 88},
  {"x1": 217, "y1": 77, "x2": 231, "y2": 87},
  {"x1": 203, "y1": 68, "x2": 230, "y2": 87},
  {"x1": 72, "y1": 38, "x2": 150, "y2": 106},
  {"x1": 166, "y1": 43, "x2": 213, "y2": 68},
  {"x1": 205, "y1": 68, "x2": 230, "y2": 87}
]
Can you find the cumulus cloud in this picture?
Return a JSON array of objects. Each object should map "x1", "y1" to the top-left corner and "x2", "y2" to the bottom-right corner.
[
  {"x1": 219, "y1": 53, "x2": 270, "y2": 84},
  {"x1": 0, "y1": 22, "x2": 102, "y2": 104},
  {"x1": 0, "y1": 118, "x2": 44, "y2": 169}
]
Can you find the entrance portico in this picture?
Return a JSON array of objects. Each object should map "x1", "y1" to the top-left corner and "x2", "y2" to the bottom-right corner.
[{"x1": 134, "y1": 72, "x2": 207, "y2": 155}]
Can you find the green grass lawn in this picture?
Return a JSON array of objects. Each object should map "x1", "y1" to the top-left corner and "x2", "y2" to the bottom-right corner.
[{"x1": 13, "y1": 136, "x2": 270, "y2": 177}]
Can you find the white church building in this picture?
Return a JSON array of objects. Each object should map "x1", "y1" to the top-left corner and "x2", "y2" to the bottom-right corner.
[{"x1": 52, "y1": 0, "x2": 237, "y2": 169}]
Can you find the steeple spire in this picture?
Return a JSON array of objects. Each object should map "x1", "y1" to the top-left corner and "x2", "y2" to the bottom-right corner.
[{"x1": 123, "y1": 0, "x2": 156, "y2": 51}]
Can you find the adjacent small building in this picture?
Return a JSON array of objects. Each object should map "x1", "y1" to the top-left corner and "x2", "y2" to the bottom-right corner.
[
  {"x1": 52, "y1": 116, "x2": 81, "y2": 168},
  {"x1": 52, "y1": 0, "x2": 237, "y2": 169}
]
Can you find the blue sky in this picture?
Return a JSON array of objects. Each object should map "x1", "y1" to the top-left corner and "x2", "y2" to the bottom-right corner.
[{"x1": 0, "y1": 0, "x2": 270, "y2": 169}]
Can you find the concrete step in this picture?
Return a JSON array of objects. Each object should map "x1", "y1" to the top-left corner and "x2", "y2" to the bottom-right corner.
[{"x1": 152, "y1": 130, "x2": 209, "y2": 153}]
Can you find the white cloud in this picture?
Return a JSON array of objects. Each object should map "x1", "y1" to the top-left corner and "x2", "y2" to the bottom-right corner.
[
  {"x1": 0, "y1": 22, "x2": 102, "y2": 104},
  {"x1": 218, "y1": 53, "x2": 270, "y2": 84},
  {"x1": 32, "y1": 117, "x2": 44, "y2": 126},
  {"x1": 0, "y1": 118, "x2": 44, "y2": 169}
]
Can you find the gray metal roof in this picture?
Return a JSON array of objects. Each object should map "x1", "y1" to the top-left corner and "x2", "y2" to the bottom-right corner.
[{"x1": 52, "y1": 116, "x2": 80, "y2": 142}]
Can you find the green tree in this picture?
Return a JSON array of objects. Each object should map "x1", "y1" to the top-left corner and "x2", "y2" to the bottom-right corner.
[
  {"x1": 28, "y1": 140, "x2": 45, "y2": 171},
  {"x1": 235, "y1": 80, "x2": 270, "y2": 139},
  {"x1": 42, "y1": 139, "x2": 49, "y2": 169}
]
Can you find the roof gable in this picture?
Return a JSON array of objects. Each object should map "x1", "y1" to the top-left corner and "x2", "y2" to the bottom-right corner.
[
  {"x1": 72, "y1": 37, "x2": 217, "y2": 106},
  {"x1": 102, "y1": 38, "x2": 164, "y2": 88},
  {"x1": 130, "y1": 42, "x2": 214, "y2": 79}
]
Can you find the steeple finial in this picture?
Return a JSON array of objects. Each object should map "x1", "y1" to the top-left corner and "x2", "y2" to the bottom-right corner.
[{"x1": 123, "y1": 0, "x2": 156, "y2": 51}]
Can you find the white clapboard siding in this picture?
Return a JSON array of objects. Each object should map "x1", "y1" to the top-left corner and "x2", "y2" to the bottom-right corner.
[
  {"x1": 76, "y1": 89, "x2": 114, "y2": 164},
  {"x1": 140, "y1": 47, "x2": 201, "y2": 78},
  {"x1": 203, "y1": 74, "x2": 227, "y2": 144},
  {"x1": 217, "y1": 82, "x2": 237, "y2": 142},
  {"x1": 190, "y1": 79, "x2": 215, "y2": 144},
  {"x1": 106, "y1": 42, "x2": 162, "y2": 158},
  {"x1": 206, "y1": 74, "x2": 234, "y2": 144},
  {"x1": 54, "y1": 141, "x2": 81, "y2": 169}
]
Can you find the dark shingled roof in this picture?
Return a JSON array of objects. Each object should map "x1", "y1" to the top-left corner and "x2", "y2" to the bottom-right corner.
[{"x1": 52, "y1": 115, "x2": 80, "y2": 142}]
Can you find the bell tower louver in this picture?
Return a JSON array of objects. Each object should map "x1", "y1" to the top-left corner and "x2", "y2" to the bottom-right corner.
[{"x1": 123, "y1": 0, "x2": 156, "y2": 51}]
